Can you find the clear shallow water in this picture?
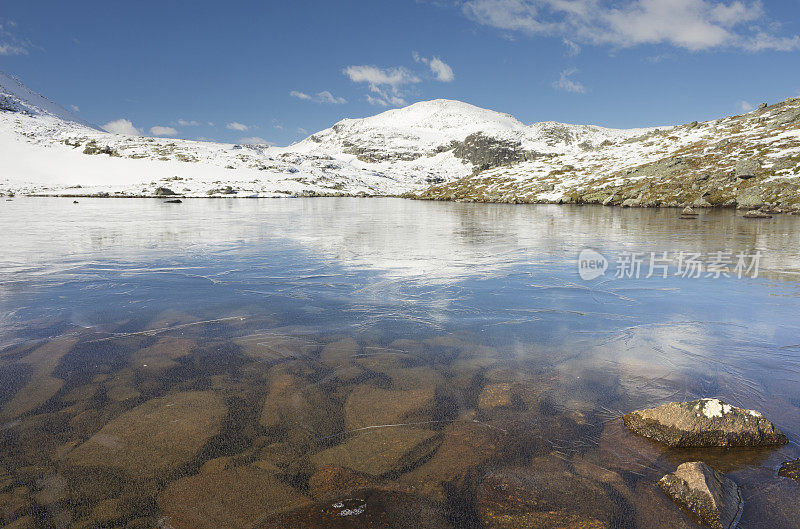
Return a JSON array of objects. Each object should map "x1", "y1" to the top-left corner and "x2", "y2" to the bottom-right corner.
[{"x1": 0, "y1": 197, "x2": 798, "y2": 528}]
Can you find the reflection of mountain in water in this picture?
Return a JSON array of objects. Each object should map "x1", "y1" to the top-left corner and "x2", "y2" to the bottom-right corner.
[{"x1": 2, "y1": 198, "x2": 800, "y2": 286}]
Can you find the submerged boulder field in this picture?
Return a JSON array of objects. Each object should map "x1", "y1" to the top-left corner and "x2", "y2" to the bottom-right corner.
[{"x1": 622, "y1": 398, "x2": 788, "y2": 447}]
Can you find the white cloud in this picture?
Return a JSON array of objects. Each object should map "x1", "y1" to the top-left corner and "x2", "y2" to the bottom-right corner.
[
  {"x1": 461, "y1": 0, "x2": 800, "y2": 52},
  {"x1": 0, "y1": 19, "x2": 30, "y2": 56},
  {"x1": 102, "y1": 118, "x2": 141, "y2": 136},
  {"x1": 240, "y1": 136, "x2": 272, "y2": 145},
  {"x1": 70, "y1": 105, "x2": 80, "y2": 113},
  {"x1": 343, "y1": 65, "x2": 421, "y2": 107},
  {"x1": 413, "y1": 53, "x2": 455, "y2": 82},
  {"x1": 343, "y1": 65, "x2": 420, "y2": 88},
  {"x1": 553, "y1": 68, "x2": 587, "y2": 94},
  {"x1": 226, "y1": 122, "x2": 249, "y2": 131},
  {"x1": 0, "y1": 44, "x2": 27, "y2": 55},
  {"x1": 177, "y1": 119, "x2": 200, "y2": 127},
  {"x1": 297, "y1": 127, "x2": 308, "y2": 135},
  {"x1": 290, "y1": 90, "x2": 346, "y2": 104},
  {"x1": 737, "y1": 100, "x2": 755, "y2": 112},
  {"x1": 317, "y1": 90, "x2": 347, "y2": 104},
  {"x1": 563, "y1": 38, "x2": 581, "y2": 56},
  {"x1": 150, "y1": 125, "x2": 178, "y2": 136}
]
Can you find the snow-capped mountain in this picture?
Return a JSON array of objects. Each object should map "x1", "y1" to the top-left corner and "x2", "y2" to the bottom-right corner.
[
  {"x1": 1, "y1": 69, "x2": 798, "y2": 209},
  {"x1": 0, "y1": 71, "x2": 655, "y2": 198}
]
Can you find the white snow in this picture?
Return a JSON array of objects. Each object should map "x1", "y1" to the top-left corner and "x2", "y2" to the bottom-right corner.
[
  {"x1": 1, "y1": 70, "x2": 798, "y2": 200},
  {"x1": 700, "y1": 398, "x2": 732, "y2": 418}
]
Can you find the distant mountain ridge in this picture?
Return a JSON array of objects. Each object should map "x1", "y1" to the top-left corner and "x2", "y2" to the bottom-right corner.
[
  {"x1": 1, "y1": 69, "x2": 798, "y2": 209},
  {"x1": 0, "y1": 70, "x2": 97, "y2": 129}
]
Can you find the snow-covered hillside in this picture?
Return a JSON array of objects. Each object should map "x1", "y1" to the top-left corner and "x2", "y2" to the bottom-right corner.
[
  {"x1": 2, "y1": 69, "x2": 798, "y2": 208},
  {"x1": 416, "y1": 98, "x2": 800, "y2": 209},
  {"x1": 0, "y1": 71, "x2": 655, "y2": 198}
]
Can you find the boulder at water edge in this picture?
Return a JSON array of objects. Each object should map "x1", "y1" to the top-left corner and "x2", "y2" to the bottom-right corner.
[
  {"x1": 658, "y1": 462, "x2": 741, "y2": 529},
  {"x1": 623, "y1": 399, "x2": 787, "y2": 447}
]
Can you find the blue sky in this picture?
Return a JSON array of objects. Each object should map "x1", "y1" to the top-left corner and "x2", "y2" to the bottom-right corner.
[{"x1": 1, "y1": 0, "x2": 799, "y2": 145}]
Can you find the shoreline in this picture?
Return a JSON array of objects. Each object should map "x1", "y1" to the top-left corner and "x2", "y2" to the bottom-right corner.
[{"x1": 6, "y1": 193, "x2": 800, "y2": 213}]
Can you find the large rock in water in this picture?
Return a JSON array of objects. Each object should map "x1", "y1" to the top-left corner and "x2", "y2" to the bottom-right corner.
[
  {"x1": 658, "y1": 462, "x2": 741, "y2": 529},
  {"x1": 64, "y1": 391, "x2": 227, "y2": 479},
  {"x1": 622, "y1": 399, "x2": 787, "y2": 447}
]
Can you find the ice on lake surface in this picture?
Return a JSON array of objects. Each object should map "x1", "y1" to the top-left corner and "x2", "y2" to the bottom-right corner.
[{"x1": 0, "y1": 197, "x2": 799, "y2": 528}]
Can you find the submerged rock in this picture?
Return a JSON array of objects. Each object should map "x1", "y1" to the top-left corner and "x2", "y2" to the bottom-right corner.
[
  {"x1": 658, "y1": 462, "x2": 741, "y2": 529},
  {"x1": 680, "y1": 206, "x2": 699, "y2": 219},
  {"x1": 130, "y1": 336, "x2": 193, "y2": 371},
  {"x1": 622, "y1": 398, "x2": 787, "y2": 447},
  {"x1": 257, "y1": 489, "x2": 453, "y2": 529},
  {"x1": 778, "y1": 459, "x2": 800, "y2": 482},
  {"x1": 632, "y1": 481, "x2": 704, "y2": 529},
  {"x1": 477, "y1": 382, "x2": 517, "y2": 411},
  {"x1": 259, "y1": 371, "x2": 342, "y2": 444},
  {"x1": 64, "y1": 391, "x2": 227, "y2": 479},
  {"x1": 1, "y1": 336, "x2": 79, "y2": 420},
  {"x1": 476, "y1": 456, "x2": 617, "y2": 529},
  {"x1": 398, "y1": 419, "x2": 508, "y2": 502},
  {"x1": 743, "y1": 210, "x2": 772, "y2": 219},
  {"x1": 344, "y1": 384, "x2": 435, "y2": 430},
  {"x1": 158, "y1": 466, "x2": 311, "y2": 529},
  {"x1": 307, "y1": 466, "x2": 381, "y2": 500},
  {"x1": 309, "y1": 428, "x2": 441, "y2": 477}
]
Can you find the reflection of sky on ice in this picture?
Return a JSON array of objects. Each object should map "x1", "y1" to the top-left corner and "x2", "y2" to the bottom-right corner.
[{"x1": 1, "y1": 197, "x2": 799, "y2": 439}]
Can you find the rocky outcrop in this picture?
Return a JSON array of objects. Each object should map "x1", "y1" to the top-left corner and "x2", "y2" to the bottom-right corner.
[
  {"x1": 153, "y1": 187, "x2": 177, "y2": 196},
  {"x1": 451, "y1": 133, "x2": 543, "y2": 174},
  {"x1": 623, "y1": 399, "x2": 787, "y2": 447},
  {"x1": 658, "y1": 462, "x2": 741, "y2": 529},
  {"x1": 734, "y1": 159, "x2": 760, "y2": 179},
  {"x1": 735, "y1": 187, "x2": 764, "y2": 209}
]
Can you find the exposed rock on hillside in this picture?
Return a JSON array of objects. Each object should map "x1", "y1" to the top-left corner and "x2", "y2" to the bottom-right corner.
[{"x1": 414, "y1": 97, "x2": 800, "y2": 208}]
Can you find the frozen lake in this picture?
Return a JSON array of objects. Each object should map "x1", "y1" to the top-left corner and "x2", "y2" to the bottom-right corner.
[{"x1": 1, "y1": 197, "x2": 798, "y2": 528}]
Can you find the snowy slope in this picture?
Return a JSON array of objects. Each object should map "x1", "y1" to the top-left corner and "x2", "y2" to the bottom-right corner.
[
  {"x1": 3, "y1": 69, "x2": 797, "y2": 207},
  {"x1": 0, "y1": 71, "x2": 97, "y2": 129},
  {"x1": 417, "y1": 98, "x2": 800, "y2": 208}
]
